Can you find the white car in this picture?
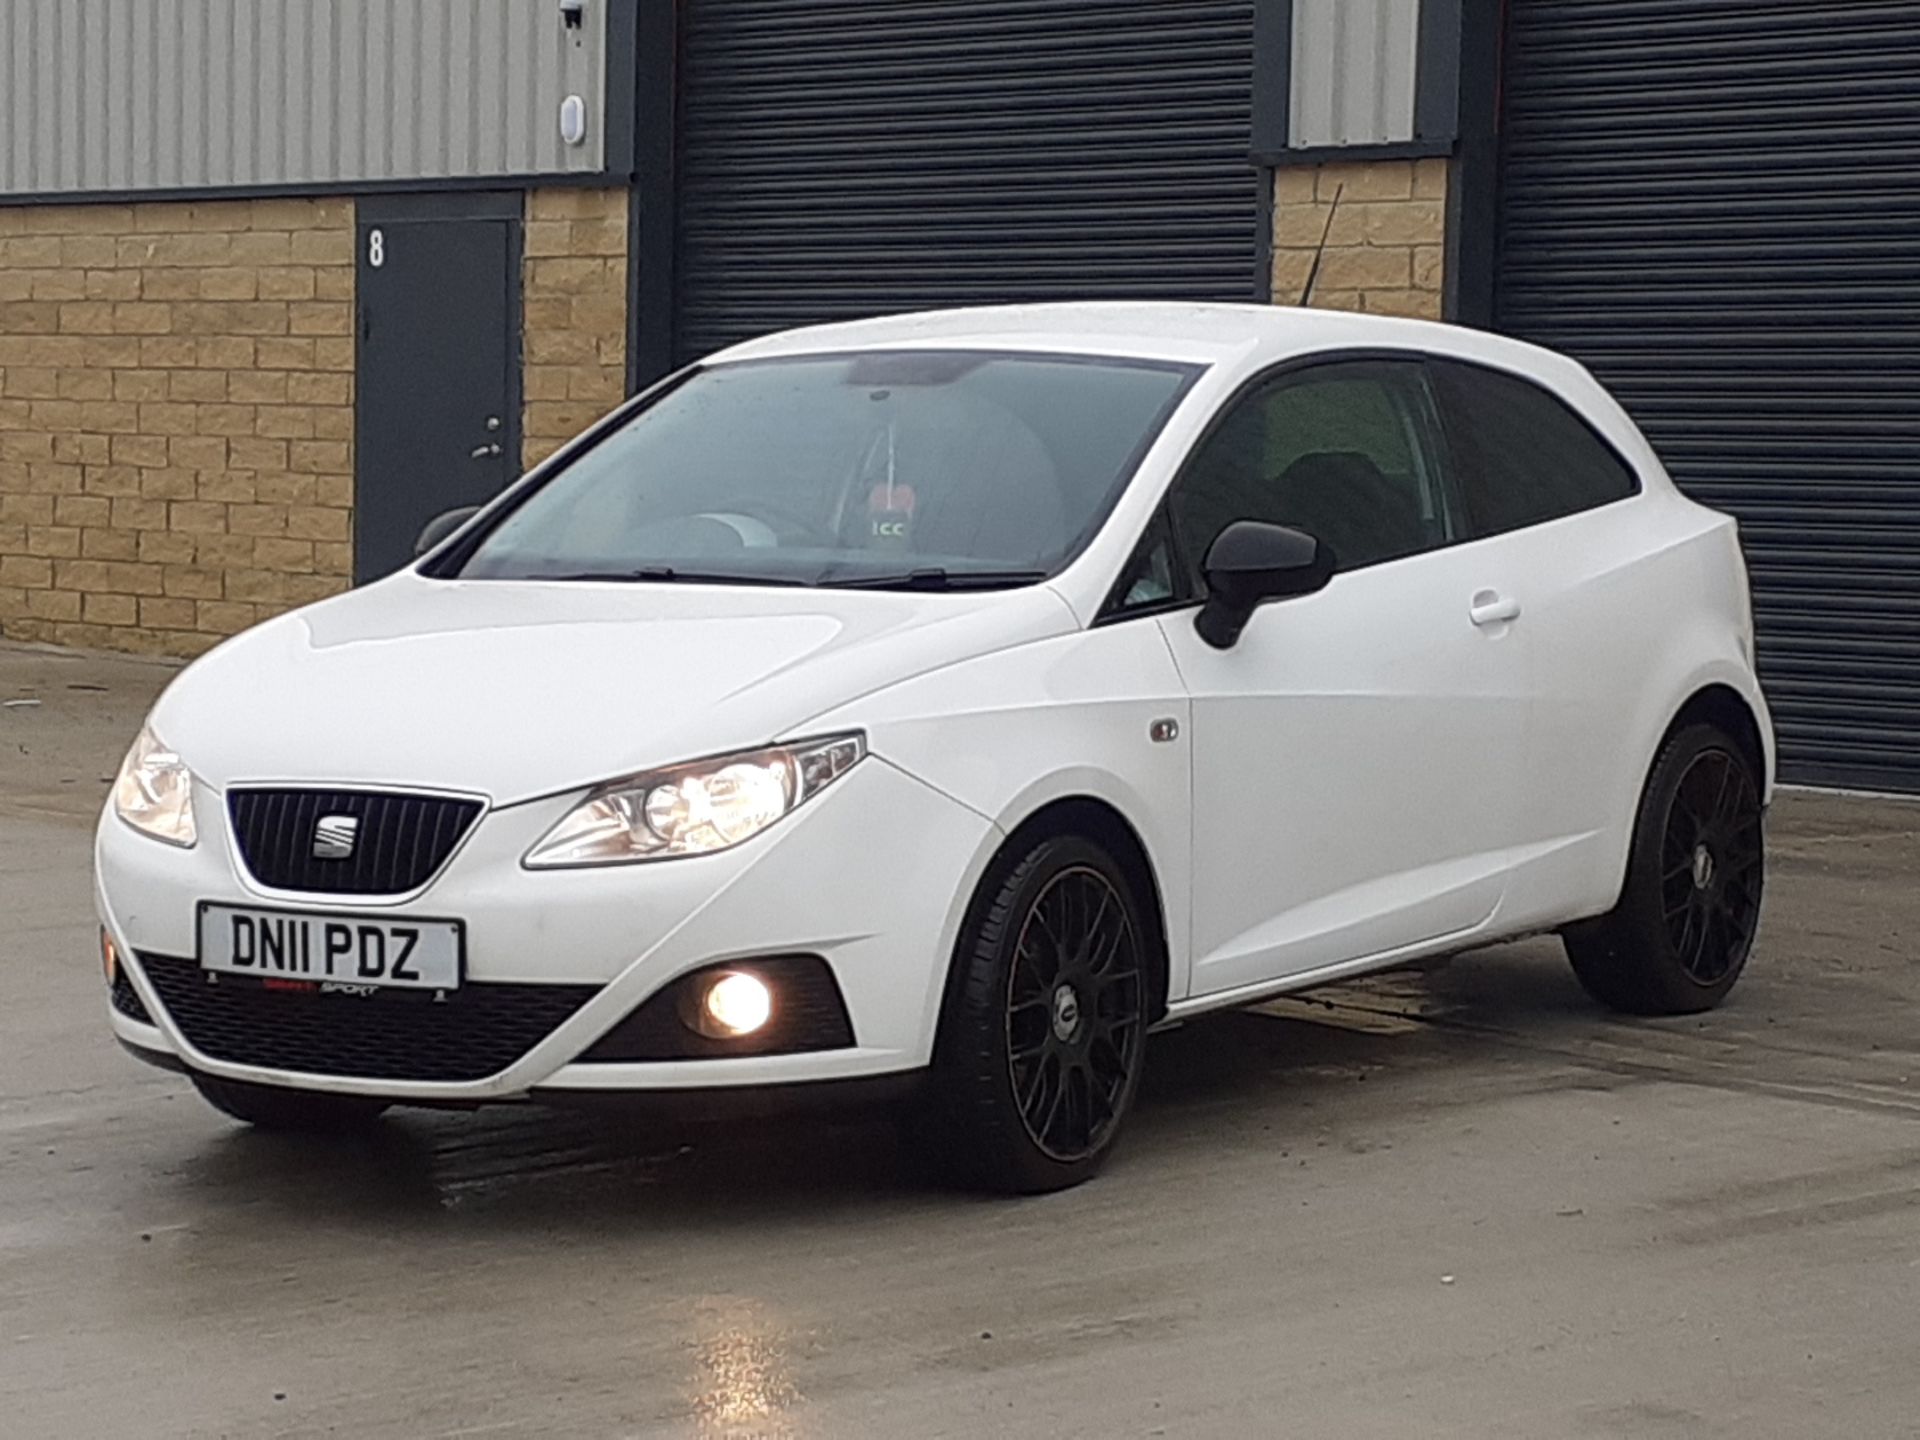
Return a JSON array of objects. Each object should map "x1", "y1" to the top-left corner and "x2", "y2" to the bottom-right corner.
[{"x1": 97, "y1": 303, "x2": 1771, "y2": 1192}]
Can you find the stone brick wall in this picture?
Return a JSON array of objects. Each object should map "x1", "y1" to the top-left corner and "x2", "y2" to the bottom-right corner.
[
  {"x1": 1272, "y1": 158, "x2": 1448, "y2": 319},
  {"x1": 0, "y1": 197, "x2": 355, "y2": 656},
  {"x1": 521, "y1": 188, "x2": 628, "y2": 470}
]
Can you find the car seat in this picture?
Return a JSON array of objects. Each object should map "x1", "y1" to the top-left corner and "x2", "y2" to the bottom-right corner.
[{"x1": 1271, "y1": 450, "x2": 1430, "y2": 570}]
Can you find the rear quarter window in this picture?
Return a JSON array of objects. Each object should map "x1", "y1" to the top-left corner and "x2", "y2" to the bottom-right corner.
[{"x1": 1429, "y1": 358, "x2": 1641, "y2": 537}]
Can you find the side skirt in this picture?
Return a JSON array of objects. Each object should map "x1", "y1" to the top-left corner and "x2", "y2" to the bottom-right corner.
[{"x1": 1160, "y1": 919, "x2": 1523, "y2": 1027}]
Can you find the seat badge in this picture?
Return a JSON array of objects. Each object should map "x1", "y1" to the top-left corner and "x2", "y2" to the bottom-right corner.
[{"x1": 312, "y1": 815, "x2": 360, "y2": 860}]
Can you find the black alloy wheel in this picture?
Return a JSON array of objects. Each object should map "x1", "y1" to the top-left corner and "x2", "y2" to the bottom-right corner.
[
  {"x1": 1565, "y1": 723, "x2": 1765, "y2": 1015},
  {"x1": 930, "y1": 833, "x2": 1152, "y2": 1192},
  {"x1": 1659, "y1": 746, "x2": 1764, "y2": 986},
  {"x1": 1006, "y1": 864, "x2": 1145, "y2": 1163}
]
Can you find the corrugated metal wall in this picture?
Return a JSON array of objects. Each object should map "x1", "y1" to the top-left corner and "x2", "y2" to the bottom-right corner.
[
  {"x1": 1289, "y1": 0, "x2": 1420, "y2": 148},
  {"x1": 1495, "y1": 0, "x2": 1920, "y2": 793},
  {"x1": 1, "y1": 0, "x2": 606, "y2": 195},
  {"x1": 673, "y1": 0, "x2": 1263, "y2": 363}
]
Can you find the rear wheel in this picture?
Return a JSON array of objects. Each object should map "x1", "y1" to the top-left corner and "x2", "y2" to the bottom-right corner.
[
  {"x1": 929, "y1": 834, "x2": 1151, "y2": 1193},
  {"x1": 190, "y1": 1073, "x2": 389, "y2": 1132},
  {"x1": 1564, "y1": 723, "x2": 1765, "y2": 1015}
]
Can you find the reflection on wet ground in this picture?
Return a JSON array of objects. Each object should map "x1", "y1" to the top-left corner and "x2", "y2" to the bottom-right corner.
[
  {"x1": 9, "y1": 788, "x2": 1920, "y2": 1436},
  {"x1": 150, "y1": 933, "x2": 1898, "y2": 1239},
  {"x1": 689, "y1": 1302, "x2": 806, "y2": 1439}
]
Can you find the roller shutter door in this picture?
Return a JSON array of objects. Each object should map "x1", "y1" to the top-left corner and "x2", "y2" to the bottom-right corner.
[
  {"x1": 674, "y1": 0, "x2": 1262, "y2": 365},
  {"x1": 1495, "y1": 0, "x2": 1920, "y2": 792}
]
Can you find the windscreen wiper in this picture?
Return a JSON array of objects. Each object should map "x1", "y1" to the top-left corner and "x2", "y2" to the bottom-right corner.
[
  {"x1": 818, "y1": 568, "x2": 1050, "y2": 592},
  {"x1": 524, "y1": 567, "x2": 809, "y2": 586}
]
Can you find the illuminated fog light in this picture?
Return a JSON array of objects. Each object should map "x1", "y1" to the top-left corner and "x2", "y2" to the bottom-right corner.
[
  {"x1": 698, "y1": 971, "x2": 773, "y2": 1038},
  {"x1": 101, "y1": 928, "x2": 119, "y2": 986}
]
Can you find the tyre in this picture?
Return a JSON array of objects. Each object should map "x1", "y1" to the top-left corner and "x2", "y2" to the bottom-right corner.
[
  {"x1": 1564, "y1": 722, "x2": 1765, "y2": 1015},
  {"x1": 190, "y1": 1073, "x2": 389, "y2": 1132},
  {"x1": 929, "y1": 833, "x2": 1153, "y2": 1193}
]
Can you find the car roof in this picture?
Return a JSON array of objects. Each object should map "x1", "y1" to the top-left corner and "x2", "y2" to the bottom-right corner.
[{"x1": 709, "y1": 300, "x2": 1582, "y2": 382}]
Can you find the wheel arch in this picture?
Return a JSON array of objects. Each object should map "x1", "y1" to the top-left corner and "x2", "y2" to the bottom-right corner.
[
  {"x1": 1586, "y1": 679, "x2": 1773, "y2": 921},
  {"x1": 940, "y1": 795, "x2": 1174, "y2": 1038},
  {"x1": 1564, "y1": 687, "x2": 1767, "y2": 1015},
  {"x1": 1665, "y1": 683, "x2": 1770, "y2": 791}
]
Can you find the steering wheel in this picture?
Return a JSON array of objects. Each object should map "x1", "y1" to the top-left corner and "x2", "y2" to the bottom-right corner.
[{"x1": 714, "y1": 498, "x2": 839, "y2": 546}]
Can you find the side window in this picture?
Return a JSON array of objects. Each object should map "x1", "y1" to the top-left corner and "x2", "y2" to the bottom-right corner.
[
  {"x1": 1428, "y1": 359, "x2": 1641, "y2": 537},
  {"x1": 1168, "y1": 360, "x2": 1454, "y2": 579},
  {"x1": 1105, "y1": 506, "x2": 1186, "y2": 617}
]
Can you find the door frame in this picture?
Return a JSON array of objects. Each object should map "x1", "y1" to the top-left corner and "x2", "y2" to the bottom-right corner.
[
  {"x1": 1145, "y1": 352, "x2": 1523, "y2": 998},
  {"x1": 353, "y1": 189, "x2": 525, "y2": 582}
]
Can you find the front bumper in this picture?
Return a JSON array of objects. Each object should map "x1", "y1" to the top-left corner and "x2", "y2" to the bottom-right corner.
[{"x1": 97, "y1": 756, "x2": 997, "y2": 1103}]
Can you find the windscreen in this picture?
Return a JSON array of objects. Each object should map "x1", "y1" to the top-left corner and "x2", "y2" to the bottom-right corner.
[{"x1": 454, "y1": 350, "x2": 1199, "y2": 588}]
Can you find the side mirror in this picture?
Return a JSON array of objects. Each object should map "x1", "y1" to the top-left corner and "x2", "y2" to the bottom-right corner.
[
  {"x1": 414, "y1": 505, "x2": 483, "y2": 558},
  {"x1": 1194, "y1": 521, "x2": 1334, "y2": 649}
]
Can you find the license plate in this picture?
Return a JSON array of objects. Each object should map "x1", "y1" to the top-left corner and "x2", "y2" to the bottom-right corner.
[{"x1": 197, "y1": 904, "x2": 463, "y2": 993}]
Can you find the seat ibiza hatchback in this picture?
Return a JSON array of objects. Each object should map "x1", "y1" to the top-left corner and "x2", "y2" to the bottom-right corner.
[{"x1": 98, "y1": 303, "x2": 1771, "y2": 1191}]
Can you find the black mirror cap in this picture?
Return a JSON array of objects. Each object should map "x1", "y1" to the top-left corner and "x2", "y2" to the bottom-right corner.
[
  {"x1": 1194, "y1": 521, "x2": 1335, "y2": 649},
  {"x1": 414, "y1": 505, "x2": 484, "y2": 559}
]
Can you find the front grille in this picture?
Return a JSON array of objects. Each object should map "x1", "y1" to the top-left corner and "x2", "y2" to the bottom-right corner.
[
  {"x1": 137, "y1": 954, "x2": 600, "y2": 1082},
  {"x1": 110, "y1": 970, "x2": 154, "y2": 1025},
  {"x1": 227, "y1": 789, "x2": 484, "y2": 895}
]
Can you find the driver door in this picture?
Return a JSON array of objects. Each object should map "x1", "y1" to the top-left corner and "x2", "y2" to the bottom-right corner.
[{"x1": 1151, "y1": 358, "x2": 1530, "y2": 1000}]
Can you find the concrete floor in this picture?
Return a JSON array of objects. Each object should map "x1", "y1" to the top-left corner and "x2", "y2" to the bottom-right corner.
[{"x1": 3, "y1": 641, "x2": 1918, "y2": 1439}]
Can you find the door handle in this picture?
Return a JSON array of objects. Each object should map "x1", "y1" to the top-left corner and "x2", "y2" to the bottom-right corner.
[
  {"x1": 470, "y1": 443, "x2": 503, "y2": 460},
  {"x1": 1469, "y1": 590, "x2": 1521, "y2": 627}
]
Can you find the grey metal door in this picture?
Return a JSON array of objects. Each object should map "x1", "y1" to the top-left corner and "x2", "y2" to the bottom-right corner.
[
  {"x1": 355, "y1": 197, "x2": 522, "y2": 581},
  {"x1": 1493, "y1": 1, "x2": 1920, "y2": 793}
]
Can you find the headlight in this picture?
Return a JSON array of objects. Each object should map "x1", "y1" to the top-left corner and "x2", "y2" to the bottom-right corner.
[
  {"x1": 112, "y1": 724, "x2": 197, "y2": 848},
  {"x1": 524, "y1": 733, "x2": 865, "y2": 868}
]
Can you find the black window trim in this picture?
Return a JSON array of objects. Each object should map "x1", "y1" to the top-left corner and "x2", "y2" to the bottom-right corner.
[
  {"x1": 1094, "y1": 346, "x2": 1469, "y2": 627},
  {"x1": 1421, "y1": 354, "x2": 1646, "y2": 541},
  {"x1": 1096, "y1": 501, "x2": 1195, "y2": 623}
]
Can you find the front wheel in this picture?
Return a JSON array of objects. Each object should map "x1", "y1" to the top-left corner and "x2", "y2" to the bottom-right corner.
[
  {"x1": 929, "y1": 834, "x2": 1151, "y2": 1193},
  {"x1": 190, "y1": 1073, "x2": 390, "y2": 1132},
  {"x1": 1564, "y1": 723, "x2": 1765, "y2": 1015}
]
